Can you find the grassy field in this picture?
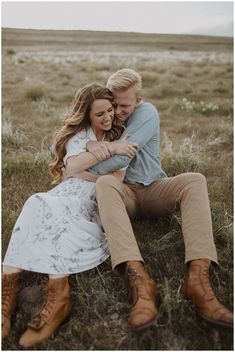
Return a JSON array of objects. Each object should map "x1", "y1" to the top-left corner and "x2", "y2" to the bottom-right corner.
[{"x1": 2, "y1": 28, "x2": 233, "y2": 350}]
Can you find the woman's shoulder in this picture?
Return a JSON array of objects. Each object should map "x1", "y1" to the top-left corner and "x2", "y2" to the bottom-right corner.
[{"x1": 69, "y1": 127, "x2": 94, "y2": 143}]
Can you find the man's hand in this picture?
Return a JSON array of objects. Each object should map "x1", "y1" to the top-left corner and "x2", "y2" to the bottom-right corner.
[
  {"x1": 109, "y1": 135, "x2": 139, "y2": 158},
  {"x1": 86, "y1": 135, "x2": 139, "y2": 161},
  {"x1": 86, "y1": 141, "x2": 111, "y2": 161}
]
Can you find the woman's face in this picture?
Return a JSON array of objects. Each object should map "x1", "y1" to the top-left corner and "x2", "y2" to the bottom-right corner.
[{"x1": 89, "y1": 99, "x2": 114, "y2": 134}]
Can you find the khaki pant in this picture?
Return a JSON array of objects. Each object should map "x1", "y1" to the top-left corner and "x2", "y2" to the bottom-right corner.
[{"x1": 95, "y1": 172, "x2": 218, "y2": 270}]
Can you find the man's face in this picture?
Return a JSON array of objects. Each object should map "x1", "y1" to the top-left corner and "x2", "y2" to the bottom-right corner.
[{"x1": 112, "y1": 87, "x2": 141, "y2": 122}]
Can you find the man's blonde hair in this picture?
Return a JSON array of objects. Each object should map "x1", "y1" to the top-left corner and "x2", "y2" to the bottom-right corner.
[{"x1": 107, "y1": 68, "x2": 142, "y2": 94}]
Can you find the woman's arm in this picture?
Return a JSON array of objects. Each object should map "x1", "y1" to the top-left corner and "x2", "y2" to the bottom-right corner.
[
  {"x1": 65, "y1": 152, "x2": 104, "y2": 178},
  {"x1": 65, "y1": 170, "x2": 100, "y2": 182},
  {"x1": 70, "y1": 169, "x2": 126, "y2": 183}
]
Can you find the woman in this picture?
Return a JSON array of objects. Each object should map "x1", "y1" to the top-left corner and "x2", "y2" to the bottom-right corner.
[{"x1": 2, "y1": 83, "x2": 138, "y2": 348}]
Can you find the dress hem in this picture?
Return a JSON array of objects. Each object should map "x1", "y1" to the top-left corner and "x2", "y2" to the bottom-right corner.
[{"x1": 2, "y1": 254, "x2": 110, "y2": 275}]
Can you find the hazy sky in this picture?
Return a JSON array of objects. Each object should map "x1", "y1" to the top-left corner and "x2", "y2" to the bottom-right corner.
[{"x1": 2, "y1": 1, "x2": 234, "y2": 36}]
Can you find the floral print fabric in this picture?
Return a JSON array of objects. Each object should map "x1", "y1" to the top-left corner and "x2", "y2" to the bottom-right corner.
[{"x1": 3, "y1": 129, "x2": 109, "y2": 274}]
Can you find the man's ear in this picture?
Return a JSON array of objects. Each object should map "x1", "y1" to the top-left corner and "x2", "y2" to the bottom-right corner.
[{"x1": 136, "y1": 96, "x2": 142, "y2": 105}]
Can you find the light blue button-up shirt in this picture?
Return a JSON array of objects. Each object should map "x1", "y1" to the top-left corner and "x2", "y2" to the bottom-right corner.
[{"x1": 88, "y1": 101, "x2": 167, "y2": 185}]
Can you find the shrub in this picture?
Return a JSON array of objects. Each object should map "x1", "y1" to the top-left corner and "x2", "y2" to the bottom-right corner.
[
  {"x1": 175, "y1": 98, "x2": 219, "y2": 115},
  {"x1": 37, "y1": 97, "x2": 56, "y2": 115},
  {"x1": 2, "y1": 108, "x2": 25, "y2": 150},
  {"x1": 7, "y1": 49, "x2": 15, "y2": 55},
  {"x1": 159, "y1": 85, "x2": 177, "y2": 98},
  {"x1": 213, "y1": 87, "x2": 228, "y2": 94},
  {"x1": 141, "y1": 71, "x2": 160, "y2": 86},
  {"x1": 25, "y1": 85, "x2": 47, "y2": 102},
  {"x1": 194, "y1": 101, "x2": 219, "y2": 115},
  {"x1": 161, "y1": 133, "x2": 203, "y2": 176},
  {"x1": 218, "y1": 103, "x2": 233, "y2": 116}
]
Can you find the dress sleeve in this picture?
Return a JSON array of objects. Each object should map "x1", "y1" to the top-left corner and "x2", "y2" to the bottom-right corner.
[{"x1": 63, "y1": 130, "x2": 89, "y2": 166}]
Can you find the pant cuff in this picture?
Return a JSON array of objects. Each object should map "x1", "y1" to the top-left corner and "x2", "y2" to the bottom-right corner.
[
  {"x1": 185, "y1": 254, "x2": 218, "y2": 265},
  {"x1": 112, "y1": 255, "x2": 145, "y2": 271}
]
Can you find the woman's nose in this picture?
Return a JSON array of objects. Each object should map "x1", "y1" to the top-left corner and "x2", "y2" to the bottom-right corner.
[{"x1": 104, "y1": 112, "x2": 112, "y2": 121}]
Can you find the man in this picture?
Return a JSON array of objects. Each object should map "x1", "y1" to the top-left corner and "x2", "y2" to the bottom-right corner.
[{"x1": 87, "y1": 68, "x2": 233, "y2": 331}]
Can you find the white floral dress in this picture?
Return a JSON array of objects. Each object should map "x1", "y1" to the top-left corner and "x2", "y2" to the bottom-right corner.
[{"x1": 3, "y1": 128, "x2": 109, "y2": 274}]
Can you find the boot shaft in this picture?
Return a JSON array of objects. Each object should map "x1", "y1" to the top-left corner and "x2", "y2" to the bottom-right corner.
[
  {"x1": 188, "y1": 259, "x2": 210, "y2": 273},
  {"x1": 3, "y1": 272, "x2": 20, "y2": 290},
  {"x1": 27, "y1": 276, "x2": 71, "y2": 331},
  {"x1": 124, "y1": 262, "x2": 159, "y2": 330},
  {"x1": 19, "y1": 277, "x2": 71, "y2": 348},
  {"x1": 181, "y1": 260, "x2": 233, "y2": 328},
  {"x1": 40, "y1": 277, "x2": 71, "y2": 319},
  {"x1": 2, "y1": 272, "x2": 21, "y2": 339},
  {"x1": 187, "y1": 259, "x2": 211, "y2": 284},
  {"x1": 2, "y1": 272, "x2": 20, "y2": 302},
  {"x1": 125, "y1": 261, "x2": 158, "y2": 303},
  {"x1": 47, "y1": 277, "x2": 70, "y2": 300},
  {"x1": 125, "y1": 261, "x2": 151, "y2": 280}
]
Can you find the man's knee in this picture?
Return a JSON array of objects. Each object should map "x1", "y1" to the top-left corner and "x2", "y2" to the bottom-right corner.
[
  {"x1": 178, "y1": 173, "x2": 208, "y2": 198},
  {"x1": 187, "y1": 172, "x2": 207, "y2": 185},
  {"x1": 178, "y1": 172, "x2": 207, "y2": 187}
]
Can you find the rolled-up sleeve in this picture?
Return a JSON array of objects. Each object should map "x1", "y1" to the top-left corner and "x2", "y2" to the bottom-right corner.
[{"x1": 63, "y1": 132, "x2": 88, "y2": 166}]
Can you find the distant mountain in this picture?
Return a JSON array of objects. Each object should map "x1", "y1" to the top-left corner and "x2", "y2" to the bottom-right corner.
[{"x1": 189, "y1": 21, "x2": 233, "y2": 37}]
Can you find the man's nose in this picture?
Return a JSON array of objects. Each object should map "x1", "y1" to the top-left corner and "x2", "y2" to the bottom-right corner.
[{"x1": 116, "y1": 106, "x2": 122, "y2": 115}]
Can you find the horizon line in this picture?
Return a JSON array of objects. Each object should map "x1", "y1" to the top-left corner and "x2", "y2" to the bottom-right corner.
[{"x1": 2, "y1": 27, "x2": 233, "y2": 39}]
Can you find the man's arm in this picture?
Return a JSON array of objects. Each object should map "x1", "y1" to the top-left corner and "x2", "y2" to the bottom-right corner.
[
  {"x1": 88, "y1": 104, "x2": 158, "y2": 175},
  {"x1": 65, "y1": 139, "x2": 138, "y2": 177},
  {"x1": 86, "y1": 135, "x2": 138, "y2": 161}
]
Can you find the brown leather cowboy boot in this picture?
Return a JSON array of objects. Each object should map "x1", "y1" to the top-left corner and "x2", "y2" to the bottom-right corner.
[
  {"x1": 180, "y1": 259, "x2": 233, "y2": 328},
  {"x1": 19, "y1": 277, "x2": 71, "y2": 347},
  {"x1": 2, "y1": 272, "x2": 20, "y2": 339},
  {"x1": 125, "y1": 261, "x2": 158, "y2": 331}
]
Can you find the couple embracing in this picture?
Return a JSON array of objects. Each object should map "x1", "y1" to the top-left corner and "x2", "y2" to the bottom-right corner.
[{"x1": 2, "y1": 69, "x2": 233, "y2": 348}]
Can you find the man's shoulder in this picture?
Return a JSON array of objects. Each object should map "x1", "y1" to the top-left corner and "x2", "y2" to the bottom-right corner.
[
  {"x1": 135, "y1": 101, "x2": 158, "y2": 115},
  {"x1": 125, "y1": 101, "x2": 159, "y2": 129}
]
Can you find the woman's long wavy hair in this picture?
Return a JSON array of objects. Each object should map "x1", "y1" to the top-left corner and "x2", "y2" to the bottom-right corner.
[{"x1": 49, "y1": 83, "x2": 123, "y2": 184}]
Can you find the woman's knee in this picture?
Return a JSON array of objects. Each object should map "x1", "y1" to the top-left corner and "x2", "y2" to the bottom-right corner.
[{"x1": 24, "y1": 193, "x2": 41, "y2": 206}]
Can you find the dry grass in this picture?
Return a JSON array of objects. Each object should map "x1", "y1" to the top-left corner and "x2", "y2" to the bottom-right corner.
[{"x1": 2, "y1": 28, "x2": 233, "y2": 350}]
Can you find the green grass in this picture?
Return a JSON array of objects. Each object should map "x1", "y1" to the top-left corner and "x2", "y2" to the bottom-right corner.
[{"x1": 2, "y1": 28, "x2": 233, "y2": 350}]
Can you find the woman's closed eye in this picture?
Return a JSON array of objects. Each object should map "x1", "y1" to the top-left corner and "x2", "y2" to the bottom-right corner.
[{"x1": 96, "y1": 107, "x2": 113, "y2": 117}]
